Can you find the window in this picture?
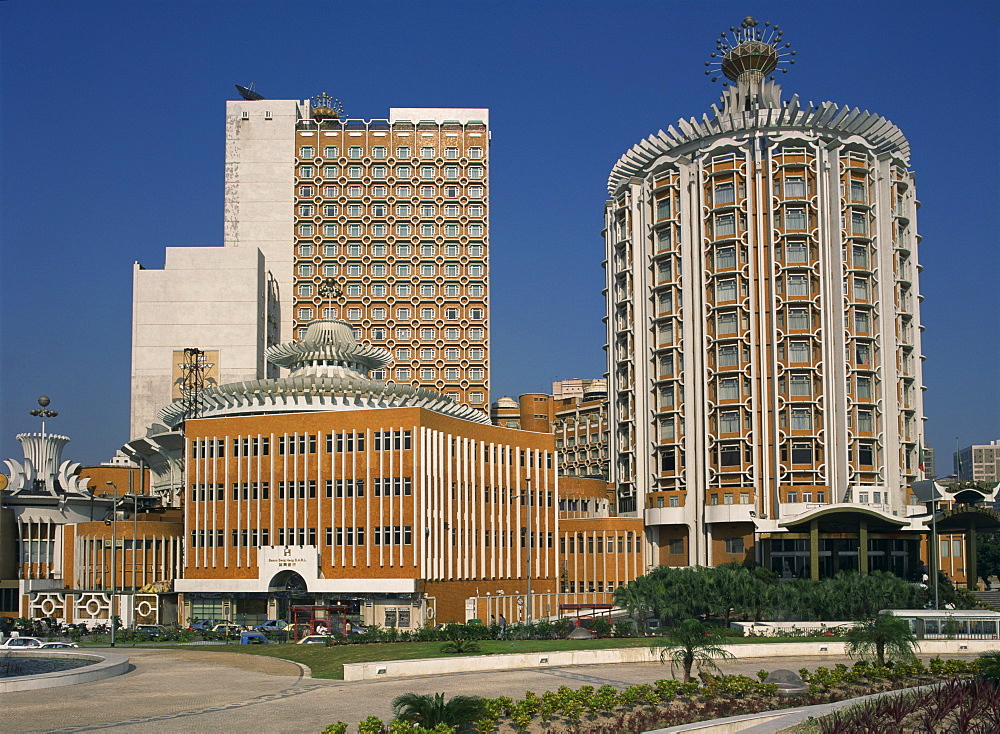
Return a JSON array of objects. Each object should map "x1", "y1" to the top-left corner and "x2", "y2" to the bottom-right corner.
[
  {"x1": 469, "y1": 327, "x2": 484, "y2": 339},
  {"x1": 445, "y1": 327, "x2": 460, "y2": 340},
  {"x1": 396, "y1": 367, "x2": 411, "y2": 380},
  {"x1": 725, "y1": 537, "x2": 744, "y2": 554},
  {"x1": 718, "y1": 377, "x2": 739, "y2": 400},
  {"x1": 724, "y1": 493, "x2": 734, "y2": 505},
  {"x1": 714, "y1": 181, "x2": 735, "y2": 205},
  {"x1": 299, "y1": 146, "x2": 314, "y2": 158},
  {"x1": 444, "y1": 224, "x2": 459, "y2": 237},
  {"x1": 786, "y1": 241, "x2": 808, "y2": 263},
  {"x1": 422, "y1": 166, "x2": 436, "y2": 178},
  {"x1": 858, "y1": 442, "x2": 875, "y2": 465},
  {"x1": 323, "y1": 165, "x2": 337, "y2": 177},
  {"x1": 397, "y1": 184, "x2": 411, "y2": 197},
  {"x1": 420, "y1": 203, "x2": 435, "y2": 217},
  {"x1": 420, "y1": 223, "x2": 435, "y2": 236},
  {"x1": 857, "y1": 409, "x2": 874, "y2": 432},
  {"x1": 420, "y1": 366, "x2": 435, "y2": 380},
  {"x1": 444, "y1": 308, "x2": 459, "y2": 320},
  {"x1": 297, "y1": 284, "x2": 313, "y2": 298},
  {"x1": 851, "y1": 212, "x2": 868, "y2": 236},
  {"x1": 347, "y1": 224, "x2": 361, "y2": 236},
  {"x1": 785, "y1": 208, "x2": 807, "y2": 230},
  {"x1": 784, "y1": 176, "x2": 805, "y2": 198},
  {"x1": 656, "y1": 198, "x2": 671, "y2": 220},
  {"x1": 444, "y1": 146, "x2": 459, "y2": 159},
  {"x1": 716, "y1": 278, "x2": 737, "y2": 301},
  {"x1": 372, "y1": 146, "x2": 387, "y2": 159},
  {"x1": 299, "y1": 166, "x2": 313, "y2": 177},
  {"x1": 348, "y1": 203, "x2": 362, "y2": 216},
  {"x1": 348, "y1": 146, "x2": 362, "y2": 159},
  {"x1": 469, "y1": 367, "x2": 484, "y2": 380},
  {"x1": 790, "y1": 374, "x2": 811, "y2": 397},
  {"x1": 298, "y1": 264, "x2": 314, "y2": 277},
  {"x1": 791, "y1": 442, "x2": 813, "y2": 463},
  {"x1": 372, "y1": 205, "x2": 387, "y2": 218},
  {"x1": 853, "y1": 277, "x2": 870, "y2": 301},
  {"x1": 788, "y1": 308, "x2": 810, "y2": 330},
  {"x1": 396, "y1": 223, "x2": 411, "y2": 236},
  {"x1": 323, "y1": 224, "x2": 339, "y2": 237},
  {"x1": 854, "y1": 310, "x2": 871, "y2": 332},
  {"x1": 790, "y1": 341, "x2": 810, "y2": 363},
  {"x1": 397, "y1": 165, "x2": 411, "y2": 177},
  {"x1": 300, "y1": 185, "x2": 314, "y2": 196},
  {"x1": 719, "y1": 411, "x2": 740, "y2": 433},
  {"x1": 468, "y1": 204, "x2": 483, "y2": 217},
  {"x1": 850, "y1": 180, "x2": 866, "y2": 202},
  {"x1": 718, "y1": 344, "x2": 738, "y2": 367},
  {"x1": 420, "y1": 346, "x2": 435, "y2": 359},
  {"x1": 855, "y1": 343, "x2": 872, "y2": 365},
  {"x1": 469, "y1": 307, "x2": 484, "y2": 319},
  {"x1": 299, "y1": 224, "x2": 314, "y2": 236},
  {"x1": 716, "y1": 246, "x2": 736, "y2": 269},
  {"x1": 396, "y1": 146, "x2": 411, "y2": 158},
  {"x1": 715, "y1": 213, "x2": 736, "y2": 236},
  {"x1": 323, "y1": 146, "x2": 338, "y2": 158},
  {"x1": 856, "y1": 375, "x2": 873, "y2": 400},
  {"x1": 323, "y1": 204, "x2": 338, "y2": 216},
  {"x1": 445, "y1": 367, "x2": 459, "y2": 380},
  {"x1": 468, "y1": 166, "x2": 483, "y2": 179},
  {"x1": 420, "y1": 146, "x2": 434, "y2": 159},
  {"x1": 347, "y1": 307, "x2": 361, "y2": 320},
  {"x1": 787, "y1": 274, "x2": 809, "y2": 296},
  {"x1": 791, "y1": 408, "x2": 812, "y2": 430},
  {"x1": 717, "y1": 312, "x2": 737, "y2": 335},
  {"x1": 420, "y1": 327, "x2": 436, "y2": 340}
]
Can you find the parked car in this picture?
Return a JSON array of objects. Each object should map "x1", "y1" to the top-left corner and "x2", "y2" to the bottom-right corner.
[
  {"x1": 254, "y1": 619, "x2": 289, "y2": 633},
  {"x1": 297, "y1": 634, "x2": 334, "y2": 645},
  {"x1": 239, "y1": 632, "x2": 270, "y2": 645},
  {"x1": 188, "y1": 619, "x2": 226, "y2": 631},
  {"x1": 0, "y1": 637, "x2": 44, "y2": 649},
  {"x1": 134, "y1": 625, "x2": 167, "y2": 637},
  {"x1": 210, "y1": 624, "x2": 243, "y2": 636},
  {"x1": 40, "y1": 641, "x2": 79, "y2": 649}
]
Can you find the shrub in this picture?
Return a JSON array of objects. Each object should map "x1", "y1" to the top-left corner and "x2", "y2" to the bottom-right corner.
[
  {"x1": 439, "y1": 639, "x2": 482, "y2": 655},
  {"x1": 591, "y1": 618, "x2": 613, "y2": 638},
  {"x1": 322, "y1": 723, "x2": 348, "y2": 734},
  {"x1": 609, "y1": 619, "x2": 632, "y2": 638},
  {"x1": 977, "y1": 650, "x2": 1000, "y2": 680},
  {"x1": 358, "y1": 716, "x2": 385, "y2": 734}
]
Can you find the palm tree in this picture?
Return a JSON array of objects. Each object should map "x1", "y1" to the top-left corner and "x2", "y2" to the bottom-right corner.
[
  {"x1": 391, "y1": 692, "x2": 485, "y2": 729},
  {"x1": 653, "y1": 617, "x2": 734, "y2": 683},
  {"x1": 845, "y1": 613, "x2": 918, "y2": 667}
]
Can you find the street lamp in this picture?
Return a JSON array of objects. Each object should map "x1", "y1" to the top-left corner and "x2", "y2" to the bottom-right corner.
[{"x1": 104, "y1": 482, "x2": 119, "y2": 647}]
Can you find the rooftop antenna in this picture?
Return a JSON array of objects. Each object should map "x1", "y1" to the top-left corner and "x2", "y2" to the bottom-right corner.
[{"x1": 235, "y1": 82, "x2": 265, "y2": 101}]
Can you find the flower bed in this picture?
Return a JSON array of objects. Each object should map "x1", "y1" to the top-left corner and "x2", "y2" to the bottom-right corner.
[{"x1": 323, "y1": 657, "x2": 984, "y2": 733}]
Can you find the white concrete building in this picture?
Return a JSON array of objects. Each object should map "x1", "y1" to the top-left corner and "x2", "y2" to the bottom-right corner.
[{"x1": 604, "y1": 18, "x2": 926, "y2": 574}]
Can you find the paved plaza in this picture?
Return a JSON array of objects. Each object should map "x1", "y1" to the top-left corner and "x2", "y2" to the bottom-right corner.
[{"x1": 0, "y1": 648, "x2": 982, "y2": 732}]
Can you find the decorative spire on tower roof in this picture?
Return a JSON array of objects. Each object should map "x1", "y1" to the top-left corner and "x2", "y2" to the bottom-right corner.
[{"x1": 705, "y1": 16, "x2": 796, "y2": 88}]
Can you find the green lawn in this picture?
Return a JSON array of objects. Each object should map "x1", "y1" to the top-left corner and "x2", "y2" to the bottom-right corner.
[{"x1": 173, "y1": 635, "x2": 844, "y2": 680}]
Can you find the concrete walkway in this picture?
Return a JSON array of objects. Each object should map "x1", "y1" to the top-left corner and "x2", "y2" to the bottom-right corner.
[{"x1": 0, "y1": 649, "x2": 982, "y2": 733}]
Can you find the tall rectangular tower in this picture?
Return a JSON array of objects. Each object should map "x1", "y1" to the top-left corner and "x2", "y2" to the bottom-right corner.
[{"x1": 289, "y1": 105, "x2": 490, "y2": 410}]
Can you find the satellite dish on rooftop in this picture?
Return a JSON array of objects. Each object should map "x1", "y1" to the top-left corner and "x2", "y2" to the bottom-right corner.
[{"x1": 236, "y1": 83, "x2": 265, "y2": 101}]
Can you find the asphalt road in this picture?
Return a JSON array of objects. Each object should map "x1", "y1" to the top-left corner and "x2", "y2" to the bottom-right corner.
[{"x1": 0, "y1": 649, "x2": 982, "y2": 733}]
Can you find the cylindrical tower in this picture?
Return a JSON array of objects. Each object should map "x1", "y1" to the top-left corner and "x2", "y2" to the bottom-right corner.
[{"x1": 604, "y1": 17, "x2": 924, "y2": 572}]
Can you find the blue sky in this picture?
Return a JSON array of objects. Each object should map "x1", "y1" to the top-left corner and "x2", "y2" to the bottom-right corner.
[{"x1": 1, "y1": 0, "x2": 997, "y2": 470}]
